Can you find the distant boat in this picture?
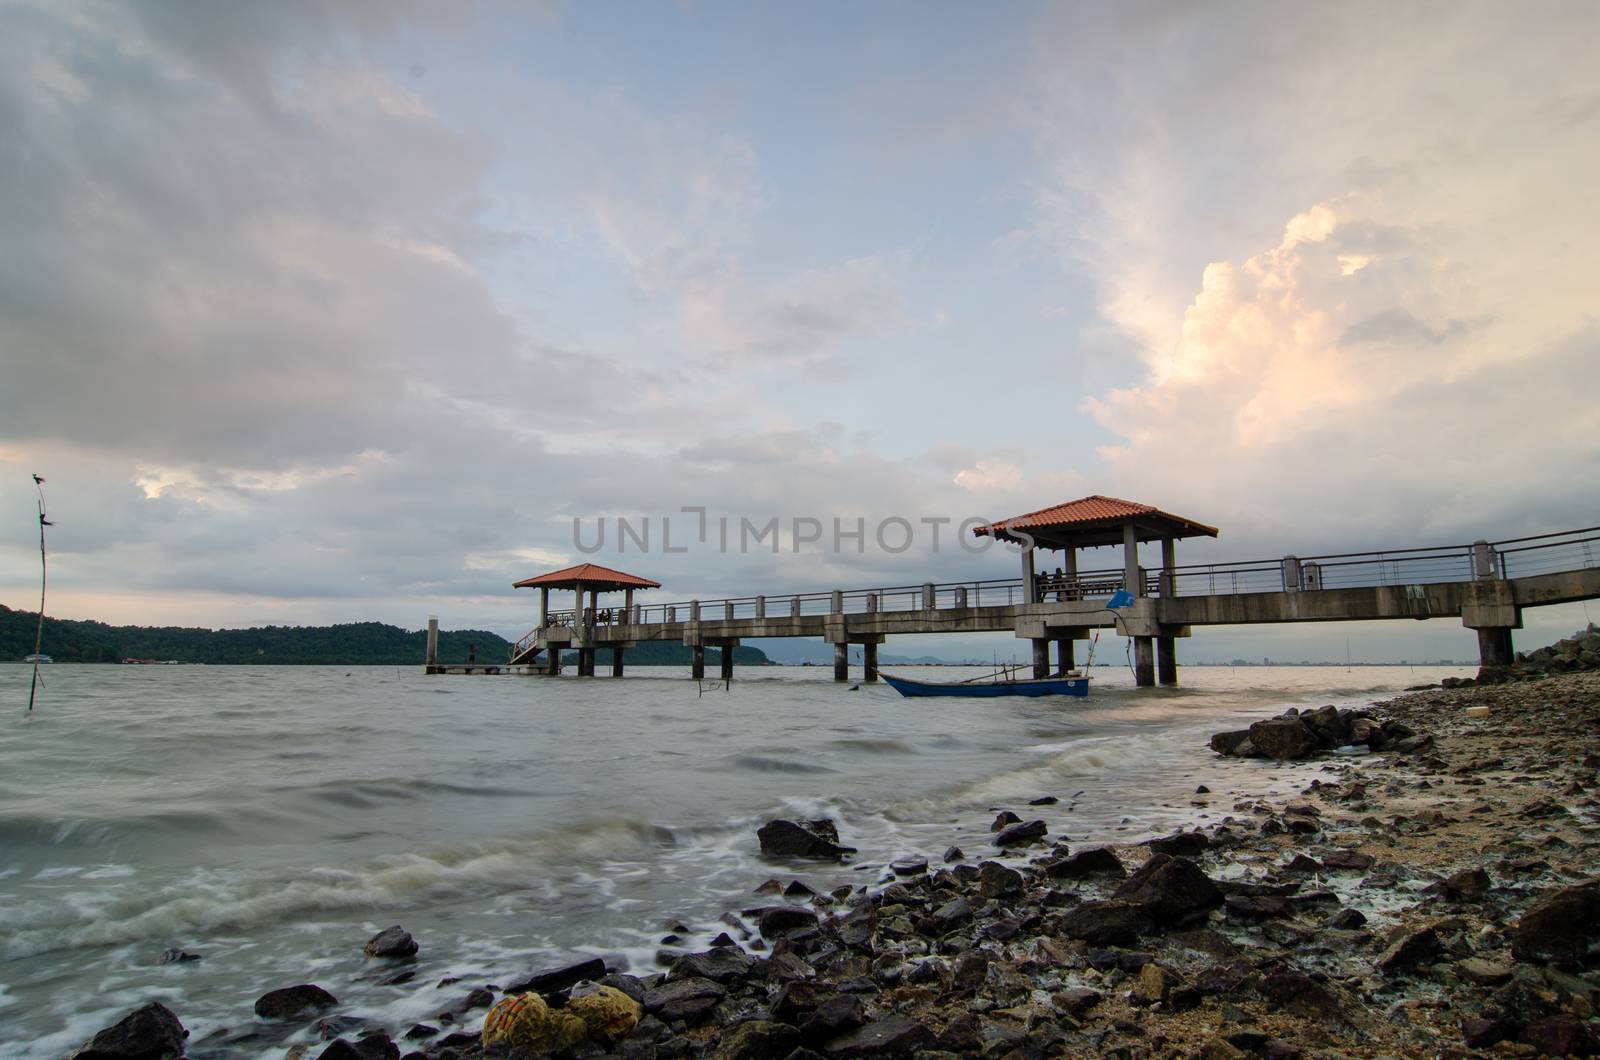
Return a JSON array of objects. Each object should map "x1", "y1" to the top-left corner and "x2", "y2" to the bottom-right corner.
[
  {"x1": 24, "y1": 653, "x2": 51, "y2": 664},
  {"x1": 881, "y1": 669, "x2": 1090, "y2": 698}
]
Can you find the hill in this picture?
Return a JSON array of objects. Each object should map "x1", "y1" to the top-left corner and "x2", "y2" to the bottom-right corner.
[{"x1": 0, "y1": 606, "x2": 770, "y2": 666}]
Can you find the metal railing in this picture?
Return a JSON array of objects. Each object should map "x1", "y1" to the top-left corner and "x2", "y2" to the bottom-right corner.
[{"x1": 509, "y1": 525, "x2": 1600, "y2": 654}]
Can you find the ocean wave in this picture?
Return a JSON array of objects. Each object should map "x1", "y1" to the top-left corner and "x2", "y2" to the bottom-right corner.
[
  {"x1": 826, "y1": 738, "x2": 915, "y2": 754},
  {"x1": 728, "y1": 756, "x2": 839, "y2": 775}
]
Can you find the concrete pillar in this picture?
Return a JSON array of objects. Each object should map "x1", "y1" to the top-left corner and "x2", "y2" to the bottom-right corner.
[
  {"x1": 955, "y1": 586, "x2": 968, "y2": 608},
  {"x1": 755, "y1": 596, "x2": 765, "y2": 619},
  {"x1": 830, "y1": 590, "x2": 843, "y2": 613},
  {"x1": 577, "y1": 647, "x2": 594, "y2": 677},
  {"x1": 1031, "y1": 639, "x2": 1050, "y2": 679},
  {"x1": 1133, "y1": 636, "x2": 1155, "y2": 687},
  {"x1": 691, "y1": 644, "x2": 705, "y2": 680},
  {"x1": 1123, "y1": 522, "x2": 1141, "y2": 596},
  {"x1": 624, "y1": 588, "x2": 634, "y2": 614},
  {"x1": 1473, "y1": 540, "x2": 1496, "y2": 579},
  {"x1": 1160, "y1": 538, "x2": 1176, "y2": 597},
  {"x1": 1477, "y1": 627, "x2": 1514, "y2": 667},
  {"x1": 1055, "y1": 638, "x2": 1075, "y2": 675},
  {"x1": 863, "y1": 642, "x2": 878, "y2": 683},
  {"x1": 425, "y1": 616, "x2": 439, "y2": 670},
  {"x1": 866, "y1": 592, "x2": 878, "y2": 613},
  {"x1": 725, "y1": 601, "x2": 734, "y2": 620},
  {"x1": 540, "y1": 588, "x2": 549, "y2": 625},
  {"x1": 791, "y1": 597, "x2": 802, "y2": 618},
  {"x1": 1021, "y1": 545, "x2": 1038, "y2": 603},
  {"x1": 833, "y1": 641, "x2": 848, "y2": 682},
  {"x1": 548, "y1": 647, "x2": 562, "y2": 675},
  {"x1": 611, "y1": 646, "x2": 624, "y2": 678},
  {"x1": 1281, "y1": 556, "x2": 1301, "y2": 592},
  {"x1": 691, "y1": 600, "x2": 700, "y2": 621},
  {"x1": 1156, "y1": 636, "x2": 1178, "y2": 685},
  {"x1": 720, "y1": 645, "x2": 734, "y2": 681},
  {"x1": 922, "y1": 583, "x2": 935, "y2": 610}
]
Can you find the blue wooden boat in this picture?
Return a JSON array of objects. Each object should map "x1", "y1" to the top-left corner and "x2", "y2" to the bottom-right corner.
[{"x1": 881, "y1": 671, "x2": 1090, "y2": 698}]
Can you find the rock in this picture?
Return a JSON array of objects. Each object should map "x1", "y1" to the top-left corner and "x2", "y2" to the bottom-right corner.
[
  {"x1": 71, "y1": 1003, "x2": 188, "y2": 1060},
  {"x1": 930, "y1": 897, "x2": 972, "y2": 927},
  {"x1": 757, "y1": 819, "x2": 855, "y2": 860},
  {"x1": 1114, "y1": 853, "x2": 1223, "y2": 925},
  {"x1": 977, "y1": 861, "x2": 1023, "y2": 897},
  {"x1": 1044, "y1": 847, "x2": 1126, "y2": 879},
  {"x1": 1376, "y1": 925, "x2": 1441, "y2": 975},
  {"x1": 1145, "y1": 830, "x2": 1208, "y2": 857},
  {"x1": 1327, "y1": 908, "x2": 1367, "y2": 930},
  {"x1": 154, "y1": 948, "x2": 200, "y2": 966},
  {"x1": 1224, "y1": 895, "x2": 1292, "y2": 921},
  {"x1": 1320, "y1": 849, "x2": 1374, "y2": 871},
  {"x1": 763, "y1": 951, "x2": 815, "y2": 982},
  {"x1": 1029, "y1": 795, "x2": 1059, "y2": 805},
  {"x1": 1512, "y1": 878, "x2": 1600, "y2": 966},
  {"x1": 669, "y1": 947, "x2": 755, "y2": 983},
  {"x1": 363, "y1": 926, "x2": 418, "y2": 959},
  {"x1": 504, "y1": 956, "x2": 608, "y2": 995},
  {"x1": 990, "y1": 810, "x2": 1022, "y2": 832},
  {"x1": 255, "y1": 984, "x2": 338, "y2": 1020},
  {"x1": 942, "y1": 846, "x2": 964, "y2": 863},
  {"x1": 801, "y1": 994, "x2": 867, "y2": 1040},
  {"x1": 993, "y1": 819, "x2": 1047, "y2": 846},
  {"x1": 1053, "y1": 987, "x2": 1103, "y2": 1014},
  {"x1": 1056, "y1": 900, "x2": 1154, "y2": 945},
  {"x1": 1299, "y1": 705, "x2": 1350, "y2": 747},
  {"x1": 823, "y1": 1015, "x2": 931, "y2": 1056},
  {"x1": 318, "y1": 1036, "x2": 398, "y2": 1060},
  {"x1": 1433, "y1": 866, "x2": 1492, "y2": 900},
  {"x1": 1461, "y1": 1017, "x2": 1508, "y2": 1048},
  {"x1": 1518, "y1": 1013, "x2": 1600, "y2": 1057},
  {"x1": 1246, "y1": 718, "x2": 1319, "y2": 760},
  {"x1": 1256, "y1": 967, "x2": 1341, "y2": 1018},
  {"x1": 1282, "y1": 854, "x2": 1322, "y2": 873},
  {"x1": 642, "y1": 977, "x2": 726, "y2": 1022},
  {"x1": 889, "y1": 857, "x2": 927, "y2": 876},
  {"x1": 756, "y1": 904, "x2": 819, "y2": 938},
  {"x1": 1209, "y1": 729, "x2": 1256, "y2": 757},
  {"x1": 713, "y1": 1020, "x2": 800, "y2": 1059},
  {"x1": 1457, "y1": 957, "x2": 1513, "y2": 986},
  {"x1": 1131, "y1": 963, "x2": 1186, "y2": 1005}
]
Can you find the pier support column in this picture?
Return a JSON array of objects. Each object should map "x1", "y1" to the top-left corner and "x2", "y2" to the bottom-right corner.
[
  {"x1": 834, "y1": 642, "x2": 849, "y2": 682},
  {"x1": 1133, "y1": 636, "x2": 1155, "y2": 687},
  {"x1": 425, "y1": 615, "x2": 439, "y2": 673},
  {"x1": 1031, "y1": 639, "x2": 1050, "y2": 679},
  {"x1": 1055, "y1": 638, "x2": 1075, "y2": 675},
  {"x1": 1477, "y1": 627, "x2": 1514, "y2": 668},
  {"x1": 720, "y1": 646, "x2": 734, "y2": 681},
  {"x1": 611, "y1": 646, "x2": 624, "y2": 678},
  {"x1": 548, "y1": 647, "x2": 562, "y2": 675},
  {"x1": 1156, "y1": 635, "x2": 1178, "y2": 685},
  {"x1": 691, "y1": 645, "x2": 705, "y2": 680},
  {"x1": 863, "y1": 641, "x2": 878, "y2": 683},
  {"x1": 577, "y1": 647, "x2": 595, "y2": 677}
]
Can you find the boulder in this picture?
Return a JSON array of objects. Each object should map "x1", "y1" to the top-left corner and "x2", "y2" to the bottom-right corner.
[
  {"x1": 642, "y1": 977, "x2": 726, "y2": 1022},
  {"x1": 1511, "y1": 878, "x2": 1600, "y2": 966},
  {"x1": 1299, "y1": 705, "x2": 1349, "y2": 747},
  {"x1": 993, "y1": 819, "x2": 1047, "y2": 846},
  {"x1": 669, "y1": 948, "x2": 756, "y2": 983},
  {"x1": 1145, "y1": 831, "x2": 1209, "y2": 857},
  {"x1": 1208, "y1": 729, "x2": 1256, "y2": 757},
  {"x1": 1518, "y1": 1013, "x2": 1600, "y2": 1057},
  {"x1": 1044, "y1": 847, "x2": 1125, "y2": 879},
  {"x1": 713, "y1": 1020, "x2": 800, "y2": 1059},
  {"x1": 758, "y1": 819, "x2": 855, "y2": 860},
  {"x1": 977, "y1": 861, "x2": 1023, "y2": 897},
  {"x1": 254, "y1": 984, "x2": 338, "y2": 1020},
  {"x1": 363, "y1": 926, "x2": 418, "y2": 959},
  {"x1": 1246, "y1": 718, "x2": 1318, "y2": 761},
  {"x1": 1114, "y1": 854, "x2": 1223, "y2": 925},
  {"x1": 1056, "y1": 900, "x2": 1155, "y2": 945},
  {"x1": 756, "y1": 904, "x2": 819, "y2": 938},
  {"x1": 504, "y1": 956, "x2": 608, "y2": 995},
  {"x1": 1376, "y1": 926, "x2": 1441, "y2": 975},
  {"x1": 71, "y1": 1003, "x2": 188, "y2": 1060},
  {"x1": 823, "y1": 1015, "x2": 932, "y2": 1056}
]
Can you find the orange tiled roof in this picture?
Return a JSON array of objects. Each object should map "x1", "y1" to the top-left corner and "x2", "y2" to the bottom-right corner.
[
  {"x1": 513, "y1": 563, "x2": 662, "y2": 590},
  {"x1": 974, "y1": 495, "x2": 1218, "y2": 539}
]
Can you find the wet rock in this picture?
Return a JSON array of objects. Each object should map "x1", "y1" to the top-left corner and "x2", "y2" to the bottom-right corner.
[
  {"x1": 993, "y1": 819, "x2": 1047, "y2": 846},
  {"x1": 1511, "y1": 878, "x2": 1600, "y2": 966},
  {"x1": 942, "y1": 846, "x2": 964, "y2": 863},
  {"x1": 1114, "y1": 853, "x2": 1223, "y2": 925},
  {"x1": 1053, "y1": 987, "x2": 1103, "y2": 1015},
  {"x1": 990, "y1": 811, "x2": 1022, "y2": 831},
  {"x1": 758, "y1": 819, "x2": 856, "y2": 860},
  {"x1": 977, "y1": 861, "x2": 1023, "y2": 897},
  {"x1": 363, "y1": 926, "x2": 418, "y2": 959},
  {"x1": 71, "y1": 1002, "x2": 188, "y2": 1060},
  {"x1": 1256, "y1": 967, "x2": 1341, "y2": 1018},
  {"x1": 1209, "y1": 729, "x2": 1258, "y2": 757},
  {"x1": 1376, "y1": 925, "x2": 1441, "y2": 975},
  {"x1": 1246, "y1": 718, "x2": 1318, "y2": 761},
  {"x1": 1461, "y1": 1017, "x2": 1509, "y2": 1048},
  {"x1": 254, "y1": 984, "x2": 338, "y2": 1020},
  {"x1": 318, "y1": 1035, "x2": 398, "y2": 1060},
  {"x1": 154, "y1": 948, "x2": 201, "y2": 966},
  {"x1": 1056, "y1": 900, "x2": 1154, "y2": 945},
  {"x1": 1320, "y1": 849, "x2": 1374, "y2": 871},
  {"x1": 669, "y1": 948, "x2": 755, "y2": 983},
  {"x1": 889, "y1": 857, "x2": 927, "y2": 877},
  {"x1": 764, "y1": 951, "x2": 816, "y2": 983},
  {"x1": 1299, "y1": 704, "x2": 1350, "y2": 747},
  {"x1": 1029, "y1": 795, "x2": 1059, "y2": 805},
  {"x1": 823, "y1": 1015, "x2": 931, "y2": 1056},
  {"x1": 1519, "y1": 1013, "x2": 1600, "y2": 1056},
  {"x1": 1145, "y1": 830, "x2": 1209, "y2": 857},
  {"x1": 642, "y1": 977, "x2": 726, "y2": 1022},
  {"x1": 1224, "y1": 894, "x2": 1292, "y2": 921},
  {"x1": 713, "y1": 1020, "x2": 800, "y2": 1059},
  {"x1": 504, "y1": 955, "x2": 607, "y2": 995},
  {"x1": 801, "y1": 994, "x2": 866, "y2": 1040},
  {"x1": 1431, "y1": 866, "x2": 1492, "y2": 900},
  {"x1": 1282, "y1": 854, "x2": 1322, "y2": 873},
  {"x1": 1044, "y1": 847, "x2": 1125, "y2": 879},
  {"x1": 1456, "y1": 957, "x2": 1513, "y2": 986},
  {"x1": 756, "y1": 905, "x2": 819, "y2": 939},
  {"x1": 784, "y1": 880, "x2": 816, "y2": 897},
  {"x1": 1327, "y1": 908, "x2": 1367, "y2": 930}
]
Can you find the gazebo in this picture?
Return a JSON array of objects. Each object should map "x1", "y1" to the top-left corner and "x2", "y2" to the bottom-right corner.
[
  {"x1": 512, "y1": 562, "x2": 661, "y2": 676},
  {"x1": 973, "y1": 495, "x2": 1218, "y2": 685}
]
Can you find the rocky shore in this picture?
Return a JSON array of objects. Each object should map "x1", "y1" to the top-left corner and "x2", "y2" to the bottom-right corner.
[{"x1": 75, "y1": 671, "x2": 1600, "y2": 1059}]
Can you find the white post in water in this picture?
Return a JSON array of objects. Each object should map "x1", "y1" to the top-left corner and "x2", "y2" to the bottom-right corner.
[{"x1": 426, "y1": 615, "x2": 439, "y2": 669}]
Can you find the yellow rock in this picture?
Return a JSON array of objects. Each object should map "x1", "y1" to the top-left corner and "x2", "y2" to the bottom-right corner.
[
  {"x1": 1464, "y1": 705, "x2": 1491, "y2": 718},
  {"x1": 480, "y1": 992, "x2": 586, "y2": 1051},
  {"x1": 568, "y1": 984, "x2": 643, "y2": 1038}
]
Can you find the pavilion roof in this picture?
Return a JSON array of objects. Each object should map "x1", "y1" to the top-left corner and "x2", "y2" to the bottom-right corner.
[
  {"x1": 512, "y1": 562, "x2": 662, "y2": 592},
  {"x1": 972, "y1": 494, "x2": 1219, "y2": 550}
]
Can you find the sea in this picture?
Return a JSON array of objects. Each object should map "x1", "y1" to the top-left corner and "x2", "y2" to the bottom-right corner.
[{"x1": 0, "y1": 662, "x2": 1472, "y2": 1056}]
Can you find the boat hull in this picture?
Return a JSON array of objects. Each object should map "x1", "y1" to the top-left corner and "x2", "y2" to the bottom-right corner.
[{"x1": 881, "y1": 673, "x2": 1089, "y2": 698}]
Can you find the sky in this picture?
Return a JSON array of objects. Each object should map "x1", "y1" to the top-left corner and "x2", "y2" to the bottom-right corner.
[{"x1": 2, "y1": 1, "x2": 1597, "y2": 663}]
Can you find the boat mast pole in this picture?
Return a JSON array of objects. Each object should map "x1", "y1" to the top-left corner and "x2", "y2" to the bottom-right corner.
[{"x1": 27, "y1": 474, "x2": 50, "y2": 713}]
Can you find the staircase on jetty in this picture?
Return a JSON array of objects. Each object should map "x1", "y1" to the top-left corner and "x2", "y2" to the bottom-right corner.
[{"x1": 484, "y1": 497, "x2": 1600, "y2": 689}]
